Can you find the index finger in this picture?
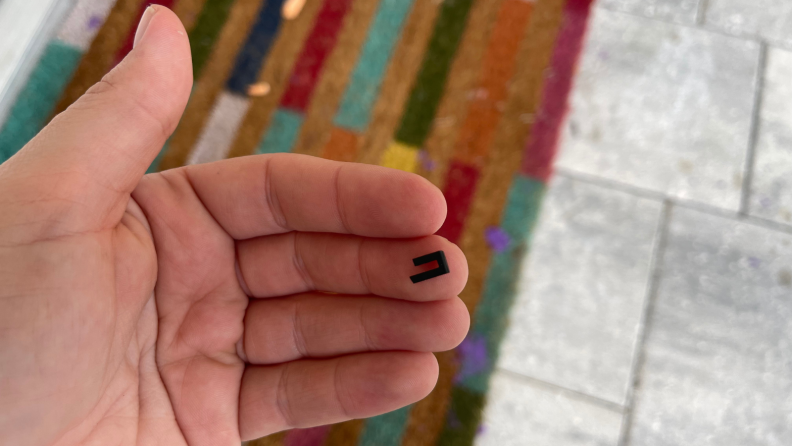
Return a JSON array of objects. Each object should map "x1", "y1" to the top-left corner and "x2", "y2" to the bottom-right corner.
[{"x1": 179, "y1": 153, "x2": 447, "y2": 239}]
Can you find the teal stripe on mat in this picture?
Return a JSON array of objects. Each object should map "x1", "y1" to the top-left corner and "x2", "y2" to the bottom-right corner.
[
  {"x1": 459, "y1": 174, "x2": 545, "y2": 393},
  {"x1": 357, "y1": 405, "x2": 412, "y2": 446},
  {"x1": 256, "y1": 109, "x2": 304, "y2": 154},
  {"x1": 0, "y1": 40, "x2": 82, "y2": 162},
  {"x1": 147, "y1": 140, "x2": 171, "y2": 173},
  {"x1": 334, "y1": 0, "x2": 416, "y2": 131}
]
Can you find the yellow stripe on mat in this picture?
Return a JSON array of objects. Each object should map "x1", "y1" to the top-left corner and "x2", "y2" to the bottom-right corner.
[
  {"x1": 380, "y1": 141, "x2": 419, "y2": 172},
  {"x1": 355, "y1": 0, "x2": 441, "y2": 166}
]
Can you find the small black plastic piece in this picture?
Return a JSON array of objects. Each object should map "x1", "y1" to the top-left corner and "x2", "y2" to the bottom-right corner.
[{"x1": 410, "y1": 251, "x2": 450, "y2": 284}]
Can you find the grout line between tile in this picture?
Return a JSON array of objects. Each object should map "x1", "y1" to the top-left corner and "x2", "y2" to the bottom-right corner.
[
  {"x1": 695, "y1": 0, "x2": 709, "y2": 26},
  {"x1": 739, "y1": 42, "x2": 767, "y2": 216},
  {"x1": 495, "y1": 368, "x2": 625, "y2": 415},
  {"x1": 595, "y1": 4, "x2": 763, "y2": 45},
  {"x1": 616, "y1": 199, "x2": 673, "y2": 446},
  {"x1": 742, "y1": 214, "x2": 792, "y2": 236},
  {"x1": 555, "y1": 167, "x2": 668, "y2": 202},
  {"x1": 554, "y1": 167, "x2": 792, "y2": 236}
]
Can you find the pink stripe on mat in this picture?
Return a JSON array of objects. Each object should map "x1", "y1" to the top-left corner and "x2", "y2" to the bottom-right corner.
[
  {"x1": 114, "y1": 0, "x2": 177, "y2": 65},
  {"x1": 436, "y1": 161, "x2": 480, "y2": 244},
  {"x1": 521, "y1": 0, "x2": 594, "y2": 182},
  {"x1": 283, "y1": 425, "x2": 333, "y2": 446},
  {"x1": 279, "y1": 0, "x2": 355, "y2": 112}
]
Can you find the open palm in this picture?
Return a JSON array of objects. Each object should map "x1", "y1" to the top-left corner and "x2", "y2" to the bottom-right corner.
[{"x1": 0, "y1": 7, "x2": 469, "y2": 446}]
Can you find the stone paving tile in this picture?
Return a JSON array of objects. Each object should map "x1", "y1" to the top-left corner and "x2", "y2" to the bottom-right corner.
[
  {"x1": 497, "y1": 176, "x2": 662, "y2": 405},
  {"x1": 476, "y1": 371, "x2": 622, "y2": 446},
  {"x1": 705, "y1": 0, "x2": 792, "y2": 49},
  {"x1": 629, "y1": 207, "x2": 792, "y2": 446},
  {"x1": 556, "y1": 8, "x2": 759, "y2": 211},
  {"x1": 750, "y1": 47, "x2": 792, "y2": 226},
  {"x1": 598, "y1": 0, "x2": 700, "y2": 25}
]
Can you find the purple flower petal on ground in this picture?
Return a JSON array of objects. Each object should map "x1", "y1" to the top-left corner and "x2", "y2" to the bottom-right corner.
[
  {"x1": 455, "y1": 335, "x2": 488, "y2": 383},
  {"x1": 87, "y1": 15, "x2": 103, "y2": 30},
  {"x1": 447, "y1": 410, "x2": 462, "y2": 429},
  {"x1": 484, "y1": 226, "x2": 511, "y2": 253},
  {"x1": 418, "y1": 150, "x2": 436, "y2": 171}
]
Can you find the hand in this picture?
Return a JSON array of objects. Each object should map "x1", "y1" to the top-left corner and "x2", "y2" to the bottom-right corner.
[{"x1": 0, "y1": 6, "x2": 469, "y2": 445}]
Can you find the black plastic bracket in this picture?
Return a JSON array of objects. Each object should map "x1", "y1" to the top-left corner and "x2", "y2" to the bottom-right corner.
[{"x1": 410, "y1": 251, "x2": 450, "y2": 284}]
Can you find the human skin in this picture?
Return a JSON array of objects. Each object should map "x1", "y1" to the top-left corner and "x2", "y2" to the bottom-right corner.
[{"x1": 0, "y1": 6, "x2": 469, "y2": 445}]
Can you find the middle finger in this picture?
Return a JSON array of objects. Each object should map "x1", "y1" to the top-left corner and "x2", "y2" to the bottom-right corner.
[{"x1": 236, "y1": 233, "x2": 467, "y2": 301}]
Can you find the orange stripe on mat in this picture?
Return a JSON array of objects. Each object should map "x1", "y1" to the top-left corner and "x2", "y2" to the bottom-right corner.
[
  {"x1": 415, "y1": 0, "x2": 505, "y2": 187},
  {"x1": 399, "y1": 0, "x2": 569, "y2": 444},
  {"x1": 459, "y1": 0, "x2": 569, "y2": 314},
  {"x1": 322, "y1": 127, "x2": 360, "y2": 162},
  {"x1": 455, "y1": 0, "x2": 534, "y2": 166},
  {"x1": 436, "y1": 0, "x2": 534, "y2": 244}
]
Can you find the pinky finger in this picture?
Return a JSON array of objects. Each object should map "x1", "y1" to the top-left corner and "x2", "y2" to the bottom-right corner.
[{"x1": 238, "y1": 351, "x2": 438, "y2": 440}]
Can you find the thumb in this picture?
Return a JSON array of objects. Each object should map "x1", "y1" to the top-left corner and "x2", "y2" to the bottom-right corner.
[{"x1": 0, "y1": 6, "x2": 191, "y2": 237}]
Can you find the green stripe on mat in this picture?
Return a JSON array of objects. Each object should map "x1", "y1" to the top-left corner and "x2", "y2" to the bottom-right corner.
[
  {"x1": 394, "y1": 0, "x2": 476, "y2": 147},
  {"x1": 147, "y1": 140, "x2": 171, "y2": 173},
  {"x1": 0, "y1": 40, "x2": 83, "y2": 162},
  {"x1": 460, "y1": 174, "x2": 545, "y2": 393},
  {"x1": 437, "y1": 387, "x2": 486, "y2": 446},
  {"x1": 357, "y1": 405, "x2": 412, "y2": 446},
  {"x1": 435, "y1": 174, "x2": 545, "y2": 444},
  {"x1": 189, "y1": 0, "x2": 238, "y2": 79}
]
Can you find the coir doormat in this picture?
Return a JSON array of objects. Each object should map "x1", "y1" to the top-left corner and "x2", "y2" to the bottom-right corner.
[{"x1": 0, "y1": 0, "x2": 593, "y2": 444}]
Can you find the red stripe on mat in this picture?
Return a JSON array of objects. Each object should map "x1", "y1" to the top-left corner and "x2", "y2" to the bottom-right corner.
[
  {"x1": 279, "y1": 0, "x2": 355, "y2": 112},
  {"x1": 114, "y1": 0, "x2": 178, "y2": 65},
  {"x1": 436, "y1": 161, "x2": 480, "y2": 243},
  {"x1": 521, "y1": 0, "x2": 594, "y2": 182},
  {"x1": 283, "y1": 426, "x2": 332, "y2": 446}
]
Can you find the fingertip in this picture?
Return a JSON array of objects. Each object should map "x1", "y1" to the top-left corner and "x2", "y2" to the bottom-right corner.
[
  {"x1": 407, "y1": 173, "x2": 447, "y2": 235},
  {"x1": 388, "y1": 352, "x2": 439, "y2": 403},
  {"x1": 124, "y1": 5, "x2": 193, "y2": 126},
  {"x1": 134, "y1": 5, "x2": 191, "y2": 56},
  {"x1": 348, "y1": 352, "x2": 438, "y2": 414},
  {"x1": 439, "y1": 237, "x2": 469, "y2": 297},
  {"x1": 344, "y1": 164, "x2": 446, "y2": 238},
  {"x1": 433, "y1": 297, "x2": 471, "y2": 351}
]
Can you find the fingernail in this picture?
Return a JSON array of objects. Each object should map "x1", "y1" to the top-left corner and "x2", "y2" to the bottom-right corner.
[{"x1": 133, "y1": 5, "x2": 158, "y2": 49}]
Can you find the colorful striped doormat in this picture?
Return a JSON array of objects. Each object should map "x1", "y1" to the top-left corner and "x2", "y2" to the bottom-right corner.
[{"x1": 0, "y1": 0, "x2": 593, "y2": 443}]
